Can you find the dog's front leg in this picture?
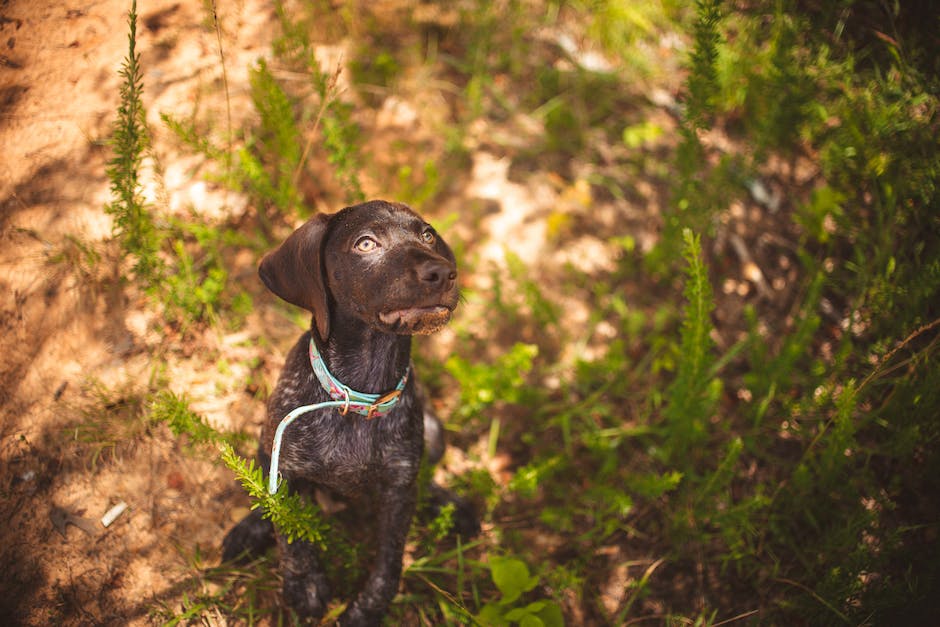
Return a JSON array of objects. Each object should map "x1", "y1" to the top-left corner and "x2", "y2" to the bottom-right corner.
[
  {"x1": 278, "y1": 531, "x2": 331, "y2": 620},
  {"x1": 339, "y1": 480, "x2": 417, "y2": 627}
]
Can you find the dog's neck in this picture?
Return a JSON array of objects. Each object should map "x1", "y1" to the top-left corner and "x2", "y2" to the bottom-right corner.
[{"x1": 313, "y1": 314, "x2": 412, "y2": 396}]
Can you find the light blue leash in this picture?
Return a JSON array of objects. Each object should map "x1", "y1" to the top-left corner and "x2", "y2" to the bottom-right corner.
[{"x1": 267, "y1": 337, "x2": 410, "y2": 494}]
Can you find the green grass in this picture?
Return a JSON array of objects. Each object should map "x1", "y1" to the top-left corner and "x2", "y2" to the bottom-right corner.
[
  {"x1": 149, "y1": 549, "x2": 283, "y2": 625},
  {"x1": 69, "y1": 377, "x2": 159, "y2": 470}
]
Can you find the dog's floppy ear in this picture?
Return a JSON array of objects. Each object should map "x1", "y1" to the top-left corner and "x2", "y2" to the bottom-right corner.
[{"x1": 259, "y1": 213, "x2": 332, "y2": 341}]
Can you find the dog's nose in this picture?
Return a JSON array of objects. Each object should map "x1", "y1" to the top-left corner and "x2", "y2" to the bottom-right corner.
[{"x1": 417, "y1": 259, "x2": 457, "y2": 288}]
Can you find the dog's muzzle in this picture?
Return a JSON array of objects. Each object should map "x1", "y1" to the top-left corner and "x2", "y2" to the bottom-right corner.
[{"x1": 379, "y1": 305, "x2": 453, "y2": 334}]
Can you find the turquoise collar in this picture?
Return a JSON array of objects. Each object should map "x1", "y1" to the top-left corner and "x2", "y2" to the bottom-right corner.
[
  {"x1": 308, "y1": 337, "x2": 409, "y2": 419},
  {"x1": 268, "y1": 339, "x2": 411, "y2": 493}
]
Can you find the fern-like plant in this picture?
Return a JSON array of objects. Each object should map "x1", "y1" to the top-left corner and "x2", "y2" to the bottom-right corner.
[
  {"x1": 105, "y1": 0, "x2": 162, "y2": 284},
  {"x1": 653, "y1": 0, "x2": 725, "y2": 268},
  {"x1": 153, "y1": 390, "x2": 358, "y2": 577},
  {"x1": 248, "y1": 58, "x2": 304, "y2": 215},
  {"x1": 218, "y1": 443, "x2": 332, "y2": 548},
  {"x1": 685, "y1": 0, "x2": 722, "y2": 129},
  {"x1": 272, "y1": 0, "x2": 365, "y2": 203},
  {"x1": 663, "y1": 229, "x2": 720, "y2": 461}
]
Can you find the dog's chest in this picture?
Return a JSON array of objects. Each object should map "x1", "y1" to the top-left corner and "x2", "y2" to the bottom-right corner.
[{"x1": 278, "y1": 406, "x2": 419, "y2": 496}]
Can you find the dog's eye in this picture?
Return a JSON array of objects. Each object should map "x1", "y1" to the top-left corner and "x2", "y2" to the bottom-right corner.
[
  {"x1": 354, "y1": 236, "x2": 379, "y2": 252},
  {"x1": 421, "y1": 229, "x2": 435, "y2": 245}
]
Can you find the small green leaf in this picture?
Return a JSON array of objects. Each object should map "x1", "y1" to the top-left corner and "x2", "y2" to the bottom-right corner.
[
  {"x1": 519, "y1": 615, "x2": 545, "y2": 627},
  {"x1": 505, "y1": 601, "x2": 545, "y2": 620},
  {"x1": 622, "y1": 120, "x2": 663, "y2": 148},
  {"x1": 536, "y1": 601, "x2": 565, "y2": 627},
  {"x1": 477, "y1": 602, "x2": 510, "y2": 626},
  {"x1": 490, "y1": 556, "x2": 539, "y2": 604}
]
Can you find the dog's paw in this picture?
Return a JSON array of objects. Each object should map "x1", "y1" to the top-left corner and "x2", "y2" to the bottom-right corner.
[
  {"x1": 283, "y1": 574, "x2": 330, "y2": 620},
  {"x1": 424, "y1": 482, "x2": 481, "y2": 539},
  {"x1": 338, "y1": 602, "x2": 382, "y2": 627},
  {"x1": 450, "y1": 495, "x2": 481, "y2": 539},
  {"x1": 221, "y1": 509, "x2": 275, "y2": 564}
]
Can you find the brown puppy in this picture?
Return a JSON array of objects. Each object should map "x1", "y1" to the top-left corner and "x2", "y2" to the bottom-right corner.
[{"x1": 223, "y1": 200, "x2": 474, "y2": 626}]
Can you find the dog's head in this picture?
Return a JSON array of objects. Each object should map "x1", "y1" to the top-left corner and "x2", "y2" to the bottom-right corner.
[{"x1": 259, "y1": 200, "x2": 459, "y2": 341}]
